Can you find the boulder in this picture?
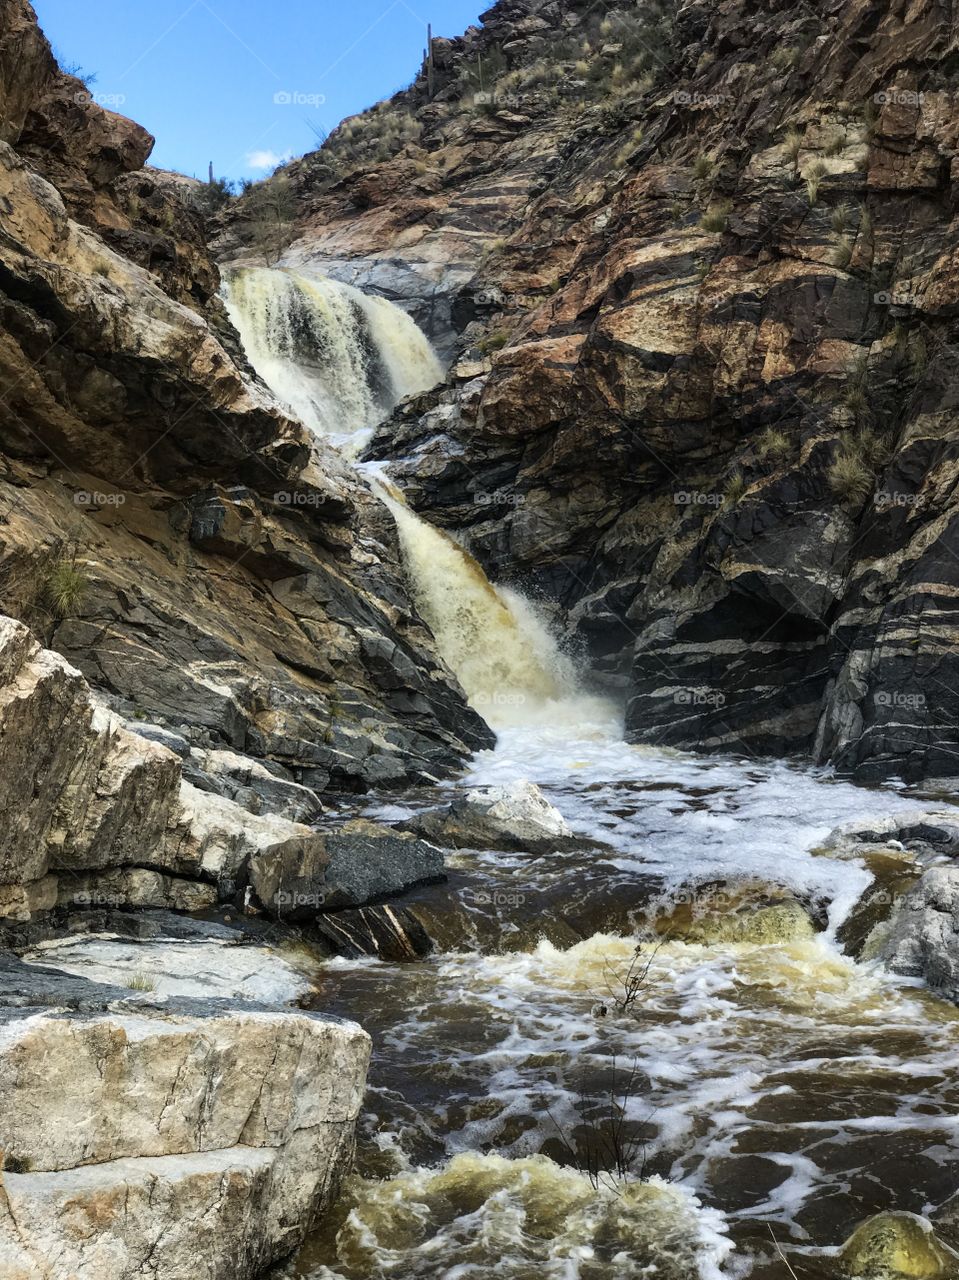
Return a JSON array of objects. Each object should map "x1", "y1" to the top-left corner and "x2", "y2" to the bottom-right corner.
[
  {"x1": 405, "y1": 780, "x2": 575, "y2": 852},
  {"x1": 878, "y1": 866, "x2": 959, "y2": 1000},
  {"x1": 839, "y1": 1212, "x2": 959, "y2": 1279},
  {"x1": 0, "y1": 954, "x2": 370, "y2": 1279},
  {"x1": 249, "y1": 818, "x2": 445, "y2": 918}
]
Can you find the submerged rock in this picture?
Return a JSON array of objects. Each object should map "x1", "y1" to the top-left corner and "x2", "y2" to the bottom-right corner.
[
  {"x1": 645, "y1": 888, "x2": 816, "y2": 946},
  {"x1": 406, "y1": 780, "x2": 577, "y2": 852},
  {"x1": 840, "y1": 1211, "x2": 959, "y2": 1278},
  {"x1": 311, "y1": 904, "x2": 434, "y2": 961}
]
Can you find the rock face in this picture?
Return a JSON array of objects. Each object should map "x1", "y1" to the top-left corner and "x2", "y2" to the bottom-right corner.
[
  {"x1": 0, "y1": 0, "x2": 491, "y2": 809},
  {"x1": 879, "y1": 867, "x2": 959, "y2": 1000},
  {"x1": 0, "y1": 954, "x2": 371, "y2": 1279},
  {"x1": 233, "y1": 0, "x2": 959, "y2": 782},
  {"x1": 0, "y1": 614, "x2": 455, "y2": 923}
]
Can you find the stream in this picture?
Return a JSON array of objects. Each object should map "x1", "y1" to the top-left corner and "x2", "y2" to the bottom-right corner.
[{"x1": 284, "y1": 716, "x2": 959, "y2": 1279}]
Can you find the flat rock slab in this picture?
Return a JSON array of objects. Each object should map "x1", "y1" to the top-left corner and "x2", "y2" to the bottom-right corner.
[{"x1": 20, "y1": 935, "x2": 319, "y2": 1004}]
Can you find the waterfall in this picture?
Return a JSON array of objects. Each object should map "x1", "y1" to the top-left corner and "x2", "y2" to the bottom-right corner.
[
  {"x1": 376, "y1": 484, "x2": 616, "y2": 731},
  {"x1": 222, "y1": 266, "x2": 444, "y2": 457},
  {"x1": 225, "y1": 264, "x2": 615, "y2": 733}
]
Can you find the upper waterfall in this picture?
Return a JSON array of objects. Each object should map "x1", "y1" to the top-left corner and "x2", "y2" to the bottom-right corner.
[{"x1": 222, "y1": 266, "x2": 444, "y2": 457}]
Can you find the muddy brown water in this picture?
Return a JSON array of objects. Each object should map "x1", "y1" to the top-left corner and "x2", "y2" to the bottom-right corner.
[{"x1": 277, "y1": 728, "x2": 959, "y2": 1280}]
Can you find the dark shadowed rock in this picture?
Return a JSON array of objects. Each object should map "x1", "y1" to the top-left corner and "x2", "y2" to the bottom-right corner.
[{"x1": 249, "y1": 817, "x2": 446, "y2": 918}]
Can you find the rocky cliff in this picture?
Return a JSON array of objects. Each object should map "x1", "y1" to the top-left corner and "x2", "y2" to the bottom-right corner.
[
  {"x1": 234, "y1": 0, "x2": 959, "y2": 783},
  {"x1": 0, "y1": 0, "x2": 492, "y2": 822}
]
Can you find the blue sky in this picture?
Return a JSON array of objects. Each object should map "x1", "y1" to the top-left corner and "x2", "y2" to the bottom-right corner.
[{"x1": 32, "y1": 0, "x2": 484, "y2": 181}]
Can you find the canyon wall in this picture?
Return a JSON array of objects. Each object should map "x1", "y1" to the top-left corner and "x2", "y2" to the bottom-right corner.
[{"x1": 0, "y1": 0, "x2": 492, "y2": 829}]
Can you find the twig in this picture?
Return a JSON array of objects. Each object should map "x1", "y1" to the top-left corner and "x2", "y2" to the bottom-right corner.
[{"x1": 767, "y1": 1225, "x2": 800, "y2": 1280}]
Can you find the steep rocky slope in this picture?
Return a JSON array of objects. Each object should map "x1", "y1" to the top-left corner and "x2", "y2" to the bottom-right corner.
[
  {"x1": 0, "y1": 0, "x2": 491, "y2": 819},
  {"x1": 235, "y1": 0, "x2": 959, "y2": 783}
]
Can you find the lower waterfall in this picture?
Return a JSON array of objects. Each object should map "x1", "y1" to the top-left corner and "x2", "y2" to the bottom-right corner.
[{"x1": 375, "y1": 486, "x2": 614, "y2": 729}]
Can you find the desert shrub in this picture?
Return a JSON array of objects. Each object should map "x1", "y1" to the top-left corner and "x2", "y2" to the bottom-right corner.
[
  {"x1": 756, "y1": 427, "x2": 791, "y2": 461},
  {"x1": 701, "y1": 200, "x2": 731, "y2": 232}
]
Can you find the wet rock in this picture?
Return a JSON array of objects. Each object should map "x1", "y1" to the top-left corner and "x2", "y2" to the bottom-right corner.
[
  {"x1": 878, "y1": 866, "x2": 959, "y2": 1001},
  {"x1": 311, "y1": 903, "x2": 434, "y2": 961},
  {"x1": 249, "y1": 818, "x2": 446, "y2": 918},
  {"x1": 825, "y1": 812, "x2": 959, "y2": 856},
  {"x1": 647, "y1": 892, "x2": 816, "y2": 946},
  {"x1": 835, "y1": 848, "x2": 924, "y2": 959},
  {"x1": 839, "y1": 1211, "x2": 959, "y2": 1278},
  {"x1": 406, "y1": 780, "x2": 575, "y2": 852}
]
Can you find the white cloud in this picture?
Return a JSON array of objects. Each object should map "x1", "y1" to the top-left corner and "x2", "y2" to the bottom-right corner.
[{"x1": 245, "y1": 148, "x2": 293, "y2": 172}]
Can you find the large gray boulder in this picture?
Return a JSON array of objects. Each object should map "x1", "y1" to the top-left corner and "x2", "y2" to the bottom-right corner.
[
  {"x1": 879, "y1": 865, "x2": 959, "y2": 1000},
  {"x1": 249, "y1": 817, "x2": 445, "y2": 918}
]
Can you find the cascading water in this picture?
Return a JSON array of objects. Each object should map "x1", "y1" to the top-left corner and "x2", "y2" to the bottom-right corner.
[
  {"x1": 225, "y1": 265, "x2": 959, "y2": 1280},
  {"x1": 222, "y1": 266, "x2": 443, "y2": 456},
  {"x1": 374, "y1": 485, "x2": 616, "y2": 731}
]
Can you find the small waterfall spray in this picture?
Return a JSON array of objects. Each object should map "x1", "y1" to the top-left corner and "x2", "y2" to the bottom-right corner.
[{"x1": 222, "y1": 266, "x2": 443, "y2": 456}]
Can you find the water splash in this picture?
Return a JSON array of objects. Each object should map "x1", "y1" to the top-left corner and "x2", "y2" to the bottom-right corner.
[
  {"x1": 295, "y1": 1152, "x2": 733, "y2": 1280},
  {"x1": 222, "y1": 266, "x2": 443, "y2": 456}
]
